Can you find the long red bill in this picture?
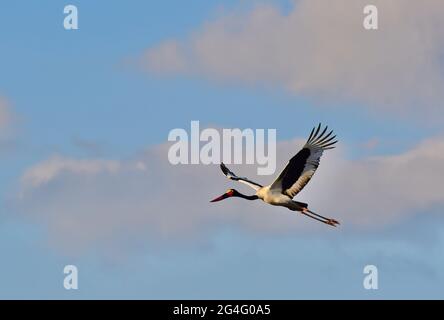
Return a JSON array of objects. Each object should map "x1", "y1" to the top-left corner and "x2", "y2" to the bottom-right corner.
[{"x1": 210, "y1": 194, "x2": 228, "y2": 202}]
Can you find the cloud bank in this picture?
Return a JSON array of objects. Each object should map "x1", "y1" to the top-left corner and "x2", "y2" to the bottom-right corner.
[
  {"x1": 143, "y1": 0, "x2": 444, "y2": 120},
  {"x1": 14, "y1": 136, "x2": 444, "y2": 252}
]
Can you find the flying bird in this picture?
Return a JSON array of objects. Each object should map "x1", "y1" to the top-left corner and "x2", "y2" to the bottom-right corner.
[{"x1": 210, "y1": 124, "x2": 340, "y2": 227}]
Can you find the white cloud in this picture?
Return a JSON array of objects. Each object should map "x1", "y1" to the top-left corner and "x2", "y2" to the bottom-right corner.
[
  {"x1": 143, "y1": 40, "x2": 188, "y2": 74},
  {"x1": 13, "y1": 136, "x2": 444, "y2": 253},
  {"x1": 21, "y1": 155, "x2": 120, "y2": 188},
  {"x1": 307, "y1": 137, "x2": 444, "y2": 226},
  {"x1": 143, "y1": 0, "x2": 444, "y2": 119}
]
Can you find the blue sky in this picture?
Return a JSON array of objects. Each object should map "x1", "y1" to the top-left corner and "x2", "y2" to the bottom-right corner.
[{"x1": 1, "y1": 0, "x2": 444, "y2": 299}]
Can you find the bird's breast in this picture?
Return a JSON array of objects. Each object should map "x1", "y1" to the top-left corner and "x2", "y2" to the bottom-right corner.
[{"x1": 257, "y1": 187, "x2": 291, "y2": 206}]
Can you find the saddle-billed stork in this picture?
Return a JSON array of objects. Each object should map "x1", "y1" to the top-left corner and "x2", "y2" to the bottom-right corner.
[{"x1": 210, "y1": 124, "x2": 340, "y2": 227}]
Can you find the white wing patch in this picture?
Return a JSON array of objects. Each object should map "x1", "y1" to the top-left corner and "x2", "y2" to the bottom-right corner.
[{"x1": 219, "y1": 163, "x2": 263, "y2": 191}]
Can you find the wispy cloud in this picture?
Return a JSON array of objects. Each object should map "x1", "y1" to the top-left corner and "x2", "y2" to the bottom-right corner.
[
  {"x1": 21, "y1": 155, "x2": 120, "y2": 188},
  {"x1": 13, "y1": 135, "x2": 444, "y2": 253},
  {"x1": 142, "y1": 0, "x2": 444, "y2": 120}
]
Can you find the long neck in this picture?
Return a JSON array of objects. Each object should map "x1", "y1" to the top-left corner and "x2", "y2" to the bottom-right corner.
[{"x1": 236, "y1": 193, "x2": 259, "y2": 201}]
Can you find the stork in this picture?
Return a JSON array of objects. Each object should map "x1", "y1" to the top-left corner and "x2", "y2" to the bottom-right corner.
[{"x1": 210, "y1": 124, "x2": 340, "y2": 227}]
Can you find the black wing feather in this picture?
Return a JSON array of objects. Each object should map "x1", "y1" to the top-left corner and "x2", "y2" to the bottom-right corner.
[
  {"x1": 279, "y1": 148, "x2": 311, "y2": 192},
  {"x1": 270, "y1": 124, "x2": 337, "y2": 197}
]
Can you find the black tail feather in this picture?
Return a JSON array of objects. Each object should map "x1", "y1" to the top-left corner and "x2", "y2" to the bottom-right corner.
[{"x1": 293, "y1": 201, "x2": 308, "y2": 208}]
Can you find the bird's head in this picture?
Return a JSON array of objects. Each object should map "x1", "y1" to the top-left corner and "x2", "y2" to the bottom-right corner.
[{"x1": 210, "y1": 189, "x2": 239, "y2": 202}]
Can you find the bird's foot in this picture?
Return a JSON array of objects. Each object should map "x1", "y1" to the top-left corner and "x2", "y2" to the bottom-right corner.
[
  {"x1": 325, "y1": 219, "x2": 336, "y2": 227},
  {"x1": 300, "y1": 208, "x2": 340, "y2": 227},
  {"x1": 326, "y1": 219, "x2": 340, "y2": 226}
]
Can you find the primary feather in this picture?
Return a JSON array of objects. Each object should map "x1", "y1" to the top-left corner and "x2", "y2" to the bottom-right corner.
[{"x1": 270, "y1": 123, "x2": 337, "y2": 198}]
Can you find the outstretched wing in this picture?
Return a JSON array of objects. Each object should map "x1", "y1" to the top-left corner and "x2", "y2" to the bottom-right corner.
[
  {"x1": 270, "y1": 124, "x2": 337, "y2": 198},
  {"x1": 220, "y1": 163, "x2": 263, "y2": 191}
]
